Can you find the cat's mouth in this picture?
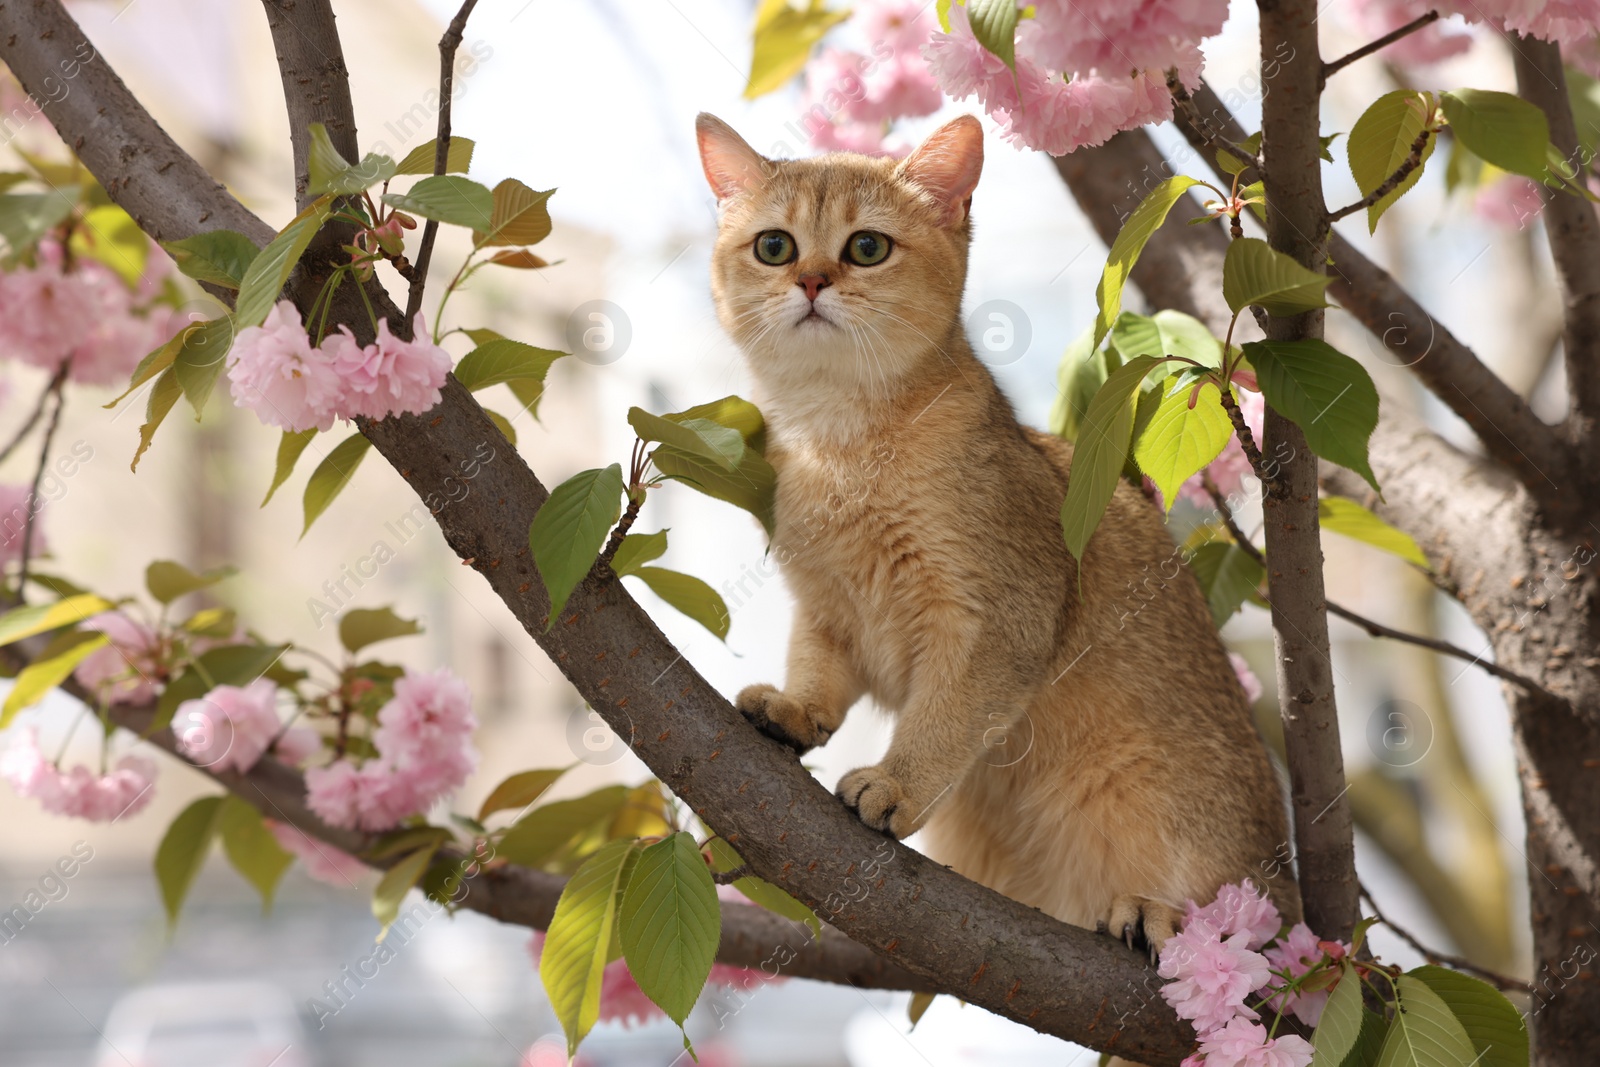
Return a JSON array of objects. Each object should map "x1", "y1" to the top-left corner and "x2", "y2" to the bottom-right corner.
[{"x1": 797, "y1": 306, "x2": 835, "y2": 327}]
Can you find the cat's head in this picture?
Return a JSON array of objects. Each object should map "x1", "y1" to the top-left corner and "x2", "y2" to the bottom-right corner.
[{"x1": 696, "y1": 114, "x2": 983, "y2": 404}]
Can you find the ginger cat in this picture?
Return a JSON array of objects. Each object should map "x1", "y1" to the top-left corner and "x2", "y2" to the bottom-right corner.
[{"x1": 696, "y1": 112, "x2": 1301, "y2": 956}]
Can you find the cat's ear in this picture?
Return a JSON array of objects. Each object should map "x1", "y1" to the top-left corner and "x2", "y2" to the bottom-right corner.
[
  {"x1": 697, "y1": 113, "x2": 771, "y2": 201},
  {"x1": 897, "y1": 115, "x2": 984, "y2": 226}
]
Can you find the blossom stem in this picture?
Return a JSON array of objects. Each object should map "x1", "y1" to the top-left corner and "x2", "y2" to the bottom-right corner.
[
  {"x1": 0, "y1": 369, "x2": 64, "y2": 467},
  {"x1": 53, "y1": 707, "x2": 88, "y2": 766},
  {"x1": 16, "y1": 362, "x2": 69, "y2": 596}
]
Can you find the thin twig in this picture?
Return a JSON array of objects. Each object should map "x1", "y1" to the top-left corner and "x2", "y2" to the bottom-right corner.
[
  {"x1": 1329, "y1": 126, "x2": 1433, "y2": 223},
  {"x1": 1358, "y1": 882, "x2": 1531, "y2": 993},
  {"x1": 1167, "y1": 71, "x2": 1260, "y2": 177},
  {"x1": 1322, "y1": 12, "x2": 1441, "y2": 85},
  {"x1": 17, "y1": 363, "x2": 69, "y2": 593},
  {"x1": 1216, "y1": 385, "x2": 1281, "y2": 498},
  {"x1": 0, "y1": 367, "x2": 66, "y2": 467},
  {"x1": 1202, "y1": 480, "x2": 1561, "y2": 699},
  {"x1": 712, "y1": 865, "x2": 751, "y2": 885},
  {"x1": 402, "y1": 0, "x2": 482, "y2": 337},
  {"x1": 599, "y1": 492, "x2": 645, "y2": 572}
]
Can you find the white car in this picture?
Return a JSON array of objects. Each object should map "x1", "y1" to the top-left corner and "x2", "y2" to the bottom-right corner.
[{"x1": 93, "y1": 980, "x2": 310, "y2": 1067}]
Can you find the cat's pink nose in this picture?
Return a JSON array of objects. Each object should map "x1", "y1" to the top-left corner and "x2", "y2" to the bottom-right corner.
[{"x1": 797, "y1": 273, "x2": 831, "y2": 301}]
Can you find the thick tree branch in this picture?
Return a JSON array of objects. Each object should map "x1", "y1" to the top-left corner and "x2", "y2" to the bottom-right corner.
[
  {"x1": 1512, "y1": 36, "x2": 1600, "y2": 452},
  {"x1": 0, "y1": 3, "x2": 1195, "y2": 1059},
  {"x1": 1254, "y1": 0, "x2": 1359, "y2": 942},
  {"x1": 1172, "y1": 81, "x2": 1574, "y2": 503}
]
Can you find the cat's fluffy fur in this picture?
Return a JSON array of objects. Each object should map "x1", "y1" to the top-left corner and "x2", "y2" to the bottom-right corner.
[{"x1": 697, "y1": 113, "x2": 1301, "y2": 950}]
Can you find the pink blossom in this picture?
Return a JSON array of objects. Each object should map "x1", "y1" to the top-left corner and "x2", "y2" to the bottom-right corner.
[
  {"x1": 0, "y1": 482, "x2": 46, "y2": 569},
  {"x1": 305, "y1": 758, "x2": 426, "y2": 832},
  {"x1": 859, "y1": 0, "x2": 937, "y2": 53},
  {"x1": 0, "y1": 255, "x2": 97, "y2": 373},
  {"x1": 1229, "y1": 652, "x2": 1264, "y2": 706},
  {"x1": 1474, "y1": 175, "x2": 1545, "y2": 231},
  {"x1": 74, "y1": 611, "x2": 163, "y2": 705},
  {"x1": 1, "y1": 727, "x2": 157, "y2": 821},
  {"x1": 173, "y1": 678, "x2": 283, "y2": 773},
  {"x1": 1186, "y1": 879, "x2": 1281, "y2": 950},
  {"x1": 1347, "y1": 0, "x2": 1474, "y2": 67},
  {"x1": 1158, "y1": 917, "x2": 1272, "y2": 1034},
  {"x1": 1263, "y1": 922, "x2": 1348, "y2": 1027},
  {"x1": 324, "y1": 314, "x2": 450, "y2": 421},
  {"x1": 273, "y1": 725, "x2": 323, "y2": 767},
  {"x1": 1020, "y1": 0, "x2": 1228, "y2": 75},
  {"x1": 226, "y1": 301, "x2": 344, "y2": 432},
  {"x1": 1197, "y1": 1016, "x2": 1314, "y2": 1067},
  {"x1": 264, "y1": 818, "x2": 369, "y2": 886}
]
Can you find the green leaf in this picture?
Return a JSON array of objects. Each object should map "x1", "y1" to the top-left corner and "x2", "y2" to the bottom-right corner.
[
  {"x1": 484, "y1": 408, "x2": 518, "y2": 446},
  {"x1": 0, "y1": 594, "x2": 114, "y2": 647},
  {"x1": 709, "y1": 838, "x2": 821, "y2": 939},
  {"x1": 1110, "y1": 310, "x2": 1224, "y2": 368},
  {"x1": 653, "y1": 445, "x2": 777, "y2": 538},
  {"x1": 478, "y1": 767, "x2": 573, "y2": 822},
  {"x1": 908, "y1": 992, "x2": 937, "y2": 1029},
  {"x1": 1060, "y1": 355, "x2": 1170, "y2": 562},
  {"x1": 744, "y1": 0, "x2": 850, "y2": 99},
  {"x1": 71, "y1": 204, "x2": 149, "y2": 287},
  {"x1": 1351, "y1": 915, "x2": 1380, "y2": 954},
  {"x1": 1345, "y1": 1009, "x2": 1390, "y2": 1067},
  {"x1": 1187, "y1": 542, "x2": 1265, "y2": 626},
  {"x1": 395, "y1": 136, "x2": 476, "y2": 175},
  {"x1": 381, "y1": 174, "x2": 493, "y2": 231},
  {"x1": 109, "y1": 326, "x2": 186, "y2": 409},
  {"x1": 543, "y1": 839, "x2": 643, "y2": 1056},
  {"x1": 307, "y1": 122, "x2": 397, "y2": 195},
  {"x1": 1223, "y1": 237, "x2": 1332, "y2": 317},
  {"x1": 1094, "y1": 177, "x2": 1205, "y2": 350},
  {"x1": 528, "y1": 464, "x2": 625, "y2": 625},
  {"x1": 1440, "y1": 89, "x2": 1552, "y2": 181},
  {"x1": 620, "y1": 832, "x2": 720, "y2": 1027},
  {"x1": 1318, "y1": 497, "x2": 1427, "y2": 567},
  {"x1": 133, "y1": 368, "x2": 183, "y2": 471},
  {"x1": 1373, "y1": 974, "x2": 1478, "y2": 1067},
  {"x1": 610, "y1": 530, "x2": 669, "y2": 577},
  {"x1": 497, "y1": 785, "x2": 632, "y2": 868},
  {"x1": 1049, "y1": 325, "x2": 1104, "y2": 442},
  {"x1": 337, "y1": 607, "x2": 421, "y2": 654},
  {"x1": 0, "y1": 631, "x2": 109, "y2": 728},
  {"x1": 146, "y1": 560, "x2": 238, "y2": 604},
  {"x1": 171, "y1": 316, "x2": 238, "y2": 417},
  {"x1": 153, "y1": 643, "x2": 289, "y2": 732},
  {"x1": 631, "y1": 407, "x2": 745, "y2": 471},
  {"x1": 181, "y1": 607, "x2": 237, "y2": 638},
  {"x1": 1348, "y1": 91, "x2": 1436, "y2": 233},
  {"x1": 162, "y1": 229, "x2": 260, "y2": 289},
  {"x1": 1310, "y1": 963, "x2": 1364, "y2": 1067},
  {"x1": 454, "y1": 339, "x2": 566, "y2": 421},
  {"x1": 473, "y1": 179, "x2": 554, "y2": 247},
  {"x1": 628, "y1": 567, "x2": 732, "y2": 640},
  {"x1": 1406, "y1": 966, "x2": 1527, "y2": 1067},
  {"x1": 235, "y1": 196, "x2": 333, "y2": 329},
  {"x1": 0, "y1": 192, "x2": 73, "y2": 253},
  {"x1": 1218, "y1": 131, "x2": 1264, "y2": 177},
  {"x1": 302, "y1": 433, "x2": 373, "y2": 535},
  {"x1": 1133, "y1": 379, "x2": 1235, "y2": 511},
  {"x1": 155, "y1": 796, "x2": 226, "y2": 927},
  {"x1": 372, "y1": 843, "x2": 440, "y2": 940},
  {"x1": 669, "y1": 395, "x2": 767, "y2": 454},
  {"x1": 262, "y1": 429, "x2": 318, "y2": 506},
  {"x1": 217, "y1": 796, "x2": 293, "y2": 913},
  {"x1": 967, "y1": 0, "x2": 1019, "y2": 68},
  {"x1": 1242, "y1": 339, "x2": 1381, "y2": 492}
]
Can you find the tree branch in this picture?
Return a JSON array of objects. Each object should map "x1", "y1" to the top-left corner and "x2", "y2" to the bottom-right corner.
[
  {"x1": 0, "y1": 3, "x2": 1196, "y2": 1059},
  {"x1": 1254, "y1": 0, "x2": 1360, "y2": 942},
  {"x1": 1511, "y1": 36, "x2": 1600, "y2": 453},
  {"x1": 1357, "y1": 881, "x2": 1531, "y2": 994},
  {"x1": 1327, "y1": 126, "x2": 1432, "y2": 223},
  {"x1": 1320, "y1": 11, "x2": 1441, "y2": 85},
  {"x1": 404, "y1": 0, "x2": 480, "y2": 333},
  {"x1": 1171, "y1": 80, "x2": 1574, "y2": 506}
]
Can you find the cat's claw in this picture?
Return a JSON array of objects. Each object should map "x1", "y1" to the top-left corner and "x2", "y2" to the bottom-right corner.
[
  {"x1": 836, "y1": 765, "x2": 927, "y2": 839},
  {"x1": 736, "y1": 684, "x2": 833, "y2": 754},
  {"x1": 1101, "y1": 895, "x2": 1183, "y2": 960}
]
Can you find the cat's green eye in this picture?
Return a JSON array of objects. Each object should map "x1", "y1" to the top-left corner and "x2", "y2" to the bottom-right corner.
[
  {"x1": 754, "y1": 230, "x2": 796, "y2": 265},
  {"x1": 845, "y1": 230, "x2": 892, "y2": 266}
]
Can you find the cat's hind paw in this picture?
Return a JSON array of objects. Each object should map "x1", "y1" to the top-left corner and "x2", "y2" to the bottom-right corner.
[
  {"x1": 835, "y1": 765, "x2": 929, "y2": 839},
  {"x1": 1098, "y1": 895, "x2": 1183, "y2": 964},
  {"x1": 736, "y1": 684, "x2": 834, "y2": 754}
]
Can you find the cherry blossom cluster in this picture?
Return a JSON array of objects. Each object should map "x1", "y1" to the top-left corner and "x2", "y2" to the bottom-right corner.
[
  {"x1": 225, "y1": 301, "x2": 450, "y2": 433},
  {"x1": 799, "y1": 0, "x2": 944, "y2": 155},
  {"x1": 304, "y1": 668, "x2": 478, "y2": 832},
  {"x1": 1159, "y1": 879, "x2": 1350, "y2": 1067},
  {"x1": 0, "y1": 726, "x2": 156, "y2": 821},
  {"x1": 0, "y1": 238, "x2": 180, "y2": 387},
  {"x1": 174, "y1": 677, "x2": 320, "y2": 773}
]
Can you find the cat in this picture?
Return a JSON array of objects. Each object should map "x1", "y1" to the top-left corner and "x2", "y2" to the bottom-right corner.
[{"x1": 695, "y1": 112, "x2": 1301, "y2": 957}]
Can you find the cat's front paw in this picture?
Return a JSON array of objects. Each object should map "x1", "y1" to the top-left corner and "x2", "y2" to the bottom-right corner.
[
  {"x1": 1097, "y1": 895, "x2": 1183, "y2": 963},
  {"x1": 736, "y1": 684, "x2": 834, "y2": 754},
  {"x1": 835, "y1": 765, "x2": 931, "y2": 839}
]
